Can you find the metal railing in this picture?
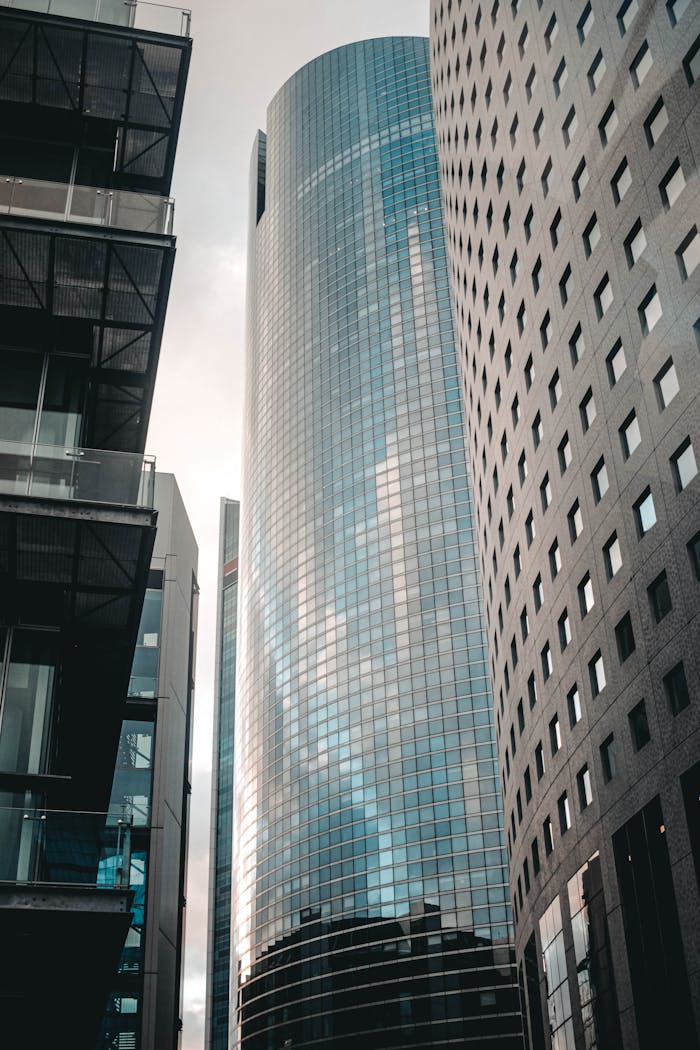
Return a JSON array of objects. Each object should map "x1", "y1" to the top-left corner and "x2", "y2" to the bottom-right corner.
[
  {"x1": 0, "y1": 441, "x2": 156, "y2": 509},
  {"x1": 0, "y1": 806, "x2": 133, "y2": 888},
  {"x1": 0, "y1": 176, "x2": 175, "y2": 236},
  {"x1": 0, "y1": 0, "x2": 191, "y2": 36}
]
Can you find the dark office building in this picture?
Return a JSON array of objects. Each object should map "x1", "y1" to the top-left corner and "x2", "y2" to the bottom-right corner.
[
  {"x1": 0, "y1": 1, "x2": 191, "y2": 1047},
  {"x1": 206, "y1": 497, "x2": 240, "y2": 1050},
  {"x1": 430, "y1": 1, "x2": 700, "y2": 1047},
  {"x1": 234, "y1": 37, "x2": 523, "y2": 1050}
]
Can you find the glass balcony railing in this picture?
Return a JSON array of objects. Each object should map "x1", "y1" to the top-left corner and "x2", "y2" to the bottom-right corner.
[
  {"x1": 0, "y1": 0, "x2": 191, "y2": 36},
  {"x1": 0, "y1": 441, "x2": 155, "y2": 509},
  {"x1": 0, "y1": 176, "x2": 175, "y2": 236},
  {"x1": 0, "y1": 806, "x2": 133, "y2": 889}
]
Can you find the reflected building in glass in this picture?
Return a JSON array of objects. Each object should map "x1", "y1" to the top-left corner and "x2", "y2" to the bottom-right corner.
[{"x1": 234, "y1": 37, "x2": 523, "y2": 1049}]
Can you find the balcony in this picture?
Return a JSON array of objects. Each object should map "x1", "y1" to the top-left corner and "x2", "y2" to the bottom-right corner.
[
  {"x1": 0, "y1": 441, "x2": 156, "y2": 509},
  {"x1": 0, "y1": 0, "x2": 191, "y2": 36},
  {"x1": 0, "y1": 176, "x2": 174, "y2": 235}
]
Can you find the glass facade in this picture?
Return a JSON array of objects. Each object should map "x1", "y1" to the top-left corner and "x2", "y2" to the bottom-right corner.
[{"x1": 235, "y1": 38, "x2": 521, "y2": 1049}]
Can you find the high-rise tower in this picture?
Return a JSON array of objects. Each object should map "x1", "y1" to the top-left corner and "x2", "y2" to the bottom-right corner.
[
  {"x1": 430, "y1": 2, "x2": 700, "y2": 1048},
  {"x1": 234, "y1": 37, "x2": 523, "y2": 1050}
]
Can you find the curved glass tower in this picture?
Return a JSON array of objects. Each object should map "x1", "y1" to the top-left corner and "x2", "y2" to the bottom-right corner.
[{"x1": 235, "y1": 38, "x2": 522, "y2": 1050}]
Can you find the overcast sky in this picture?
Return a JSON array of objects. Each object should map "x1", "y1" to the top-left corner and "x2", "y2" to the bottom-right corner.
[{"x1": 144, "y1": 1, "x2": 429, "y2": 1046}]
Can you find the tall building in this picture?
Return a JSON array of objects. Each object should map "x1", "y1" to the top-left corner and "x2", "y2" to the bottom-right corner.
[
  {"x1": 101, "y1": 473, "x2": 198, "y2": 1050},
  {"x1": 0, "y1": 1, "x2": 191, "y2": 1046},
  {"x1": 430, "y1": 2, "x2": 700, "y2": 1048},
  {"x1": 206, "y1": 498, "x2": 240, "y2": 1050},
  {"x1": 234, "y1": 37, "x2": 523, "y2": 1050}
]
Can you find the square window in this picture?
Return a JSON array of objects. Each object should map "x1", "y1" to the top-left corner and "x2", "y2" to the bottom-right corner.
[
  {"x1": 620, "y1": 410, "x2": 641, "y2": 459},
  {"x1": 618, "y1": 0, "x2": 639, "y2": 34},
  {"x1": 644, "y1": 97, "x2": 669, "y2": 147},
  {"x1": 606, "y1": 339, "x2": 627, "y2": 386},
  {"x1": 588, "y1": 49, "x2": 606, "y2": 92},
  {"x1": 603, "y1": 531, "x2": 623, "y2": 578},
  {"x1": 639, "y1": 285, "x2": 662, "y2": 335},
  {"x1": 577, "y1": 1, "x2": 594, "y2": 43},
  {"x1": 577, "y1": 764, "x2": 593, "y2": 810},
  {"x1": 549, "y1": 538, "x2": 562, "y2": 579},
  {"x1": 629, "y1": 699, "x2": 651, "y2": 750},
  {"x1": 671, "y1": 437, "x2": 698, "y2": 491},
  {"x1": 583, "y1": 213, "x2": 600, "y2": 257},
  {"x1": 594, "y1": 274, "x2": 614, "y2": 319},
  {"x1": 677, "y1": 226, "x2": 700, "y2": 280},
  {"x1": 591, "y1": 458, "x2": 609, "y2": 502},
  {"x1": 624, "y1": 218, "x2": 647, "y2": 267},
  {"x1": 599, "y1": 102, "x2": 618, "y2": 147},
  {"x1": 558, "y1": 609, "x2": 572, "y2": 651},
  {"x1": 558, "y1": 791, "x2": 571, "y2": 833},
  {"x1": 554, "y1": 58, "x2": 568, "y2": 97},
  {"x1": 580, "y1": 387, "x2": 597, "y2": 431},
  {"x1": 589, "y1": 650, "x2": 606, "y2": 696},
  {"x1": 654, "y1": 359, "x2": 679, "y2": 410},
  {"x1": 615, "y1": 611, "x2": 636, "y2": 662},
  {"x1": 648, "y1": 570, "x2": 672, "y2": 623},
  {"x1": 660, "y1": 158, "x2": 686, "y2": 209},
  {"x1": 549, "y1": 370, "x2": 562, "y2": 410},
  {"x1": 600, "y1": 732, "x2": 617, "y2": 782},
  {"x1": 533, "y1": 573, "x2": 544, "y2": 611},
  {"x1": 630, "y1": 40, "x2": 653, "y2": 87},
  {"x1": 688, "y1": 531, "x2": 700, "y2": 579},
  {"x1": 611, "y1": 157, "x2": 632, "y2": 205},
  {"x1": 542, "y1": 642, "x2": 553, "y2": 681},
  {"x1": 549, "y1": 714, "x2": 561, "y2": 754},
  {"x1": 550, "y1": 208, "x2": 562, "y2": 249},
  {"x1": 664, "y1": 661, "x2": 690, "y2": 714},
  {"x1": 634, "y1": 487, "x2": 657, "y2": 536},
  {"x1": 535, "y1": 741, "x2": 545, "y2": 779},
  {"x1": 568, "y1": 499, "x2": 584, "y2": 543},
  {"x1": 579, "y1": 571, "x2": 595, "y2": 616},
  {"x1": 573, "y1": 157, "x2": 589, "y2": 199},
  {"x1": 558, "y1": 433, "x2": 572, "y2": 475},
  {"x1": 667, "y1": 0, "x2": 690, "y2": 26},
  {"x1": 568, "y1": 684, "x2": 582, "y2": 726}
]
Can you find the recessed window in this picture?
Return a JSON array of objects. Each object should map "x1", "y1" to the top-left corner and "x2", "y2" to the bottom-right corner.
[
  {"x1": 517, "y1": 301, "x2": 526, "y2": 335},
  {"x1": 569, "y1": 323, "x2": 585, "y2": 367},
  {"x1": 549, "y1": 538, "x2": 562, "y2": 579},
  {"x1": 620, "y1": 410, "x2": 641, "y2": 459},
  {"x1": 563, "y1": 106, "x2": 578, "y2": 146},
  {"x1": 549, "y1": 713, "x2": 561, "y2": 754},
  {"x1": 667, "y1": 0, "x2": 690, "y2": 26},
  {"x1": 528, "y1": 672, "x2": 538, "y2": 709},
  {"x1": 549, "y1": 370, "x2": 562, "y2": 410},
  {"x1": 615, "y1": 611, "x2": 636, "y2": 662},
  {"x1": 503, "y1": 72, "x2": 513, "y2": 104},
  {"x1": 540, "y1": 310, "x2": 553, "y2": 350},
  {"x1": 543, "y1": 814, "x2": 554, "y2": 854},
  {"x1": 542, "y1": 641, "x2": 553, "y2": 681},
  {"x1": 603, "y1": 531, "x2": 622, "y2": 579},
  {"x1": 531, "y1": 836, "x2": 540, "y2": 873},
  {"x1": 588, "y1": 49, "x2": 606, "y2": 93},
  {"x1": 606, "y1": 339, "x2": 627, "y2": 386},
  {"x1": 664, "y1": 661, "x2": 690, "y2": 715},
  {"x1": 577, "y1": 764, "x2": 593, "y2": 810},
  {"x1": 579, "y1": 571, "x2": 595, "y2": 616},
  {"x1": 524, "y1": 765, "x2": 532, "y2": 802},
  {"x1": 507, "y1": 486, "x2": 515, "y2": 519},
  {"x1": 600, "y1": 733, "x2": 617, "y2": 782},
  {"x1": 624, "y1": 218, "x2": 647, "y2": 268},
  {"x1": 591, "y1": 458, "x2": 609, "y2": 503},
  {"x1": 510, "y1": 250, "x2": 519, "y2": 285},
  {"x1": 639, "y1": 284, "x2": 662, "y2": 335},
  {"x1": 535, "y1": 741, "x2": 545, "y2": 779},
  {"x1": 629, "y1": 699, "x2": 651, "y2": 750},
  {"x1": 648, "y1": 570, "x2": 672, "y2": 623},
  {"x1": 599, "y1": 102, "x2": 618, "y2": 147},
  {"x1": 511, "y1": 636, "x2": 519, "y2": 669},
  {"x1": 541, "y1": 473, "x2": 552, "y2": 512},
  {"x1": 524, "y1": 205, "x2": 534, "y2": 243},
  {"x1": 580, "y1": 387, "x2": 597, "y2": 432},
  {"x1": 524, "y1": 354, "x2": 535, "y2": 390},
  {"x1": 630, "y1": 40, "x2": 653, "y2": 87},
  {"x1": 525, "y1": 64, "x2": 537, "y2": 101},
  {"x1": 573, "y1": 157, "x2": 589, "y2": 200},
  {"x1": 688, "y1": 531, "x2": 700, "y2": 579},
  {"x1": 558, "y1": 791, "x2": 571, "y2": 833},
  {"x1": 568, "y1": 499, "x2": 584, "y2": 543},
  {"x1": 510, "y1": 114, "x2": 520, "y2": 147},
  {"x1": 520, "y1": 606, "x2": 530, "y2": 642},
  {"x1": 618, "y1": 0, "x2": 639, "y2": 34},
  {"x1": 533, "y1": 573, "x2": 544, "y2": 612},
  {"x1": 683, "y1": 35, "x2": 700, "y2": 85},
  {"x1": 526, "y1": 509, "x2": 536, "y2": 546},
  {"x1": 558, "y1": 609, "x2": 572, "y2": 651},
  {"x1": 577, "y1": 2, "x2": 594, "y2": 43},
  {"x1": 530, "y1": 412, "x2": 542, "y2": 452},
  {"x1": 654, "y1": 358, "x2": 679, "y2": 409},
  {"x1": 583, "y1": 213, "x2": 600, "y2": 257},
  {"x1": 513, "y1": 542, "x2": 521, "y2": 576},
  {"x1": 518, "y1": 22, "x2": 529, "y2": 57},
  {"x1": 589, "y1": 650, "x2": 606, "y2": 697},
  {"x1": 677, "y1": 226, "x2": 700, "y2": 280},
  {"x1": 550, "y1": 208, "x2": 562, "y2": 249},
  {"x1": 644, "y1": 97, "x2": 669, "y2": 147},
  {"x1": 518, "y1": 450, "x2": 528, "y2": 485},
  {"x1": 634, "y1": 487, "x2": 657, "y2": 536},
  {"x1": 512, "y1": 394, "x2": 520, "y2": 426},
  {"x1": 533, "y1": 109, "x2": 545, "y2": 147},
  {"x1": 554, "y1": 58, "x2": 568, "y2": 97},
  {"x1": 611, "y1": 156, "x2": 632, "y2": 205},
  {"x1": 659, "y1": 158, "x2": 686, "y2": 209},
  {"x1": 671, "y1": 437, "x2": 698, "y2": 491},
  {"x1": 568, "y1": 684, "x2": 582, "y2": 727},
  {"x1": 560, "y1": 264, "x2": 573, "y2": 306},
  {"x1": 594, "y1": 274, "x2": 613, "y2": 319},
  {"x1": 558, "y1": 433, "x2": 572, "y2": 475},
  {"x1": 544, "y1": 12, "x2": 558, "y2": 49}
]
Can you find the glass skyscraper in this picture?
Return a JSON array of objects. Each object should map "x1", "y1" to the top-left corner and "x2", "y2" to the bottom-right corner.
[{"x1": 234, "y1": 37, "x2": 523, "y2": 1050}]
